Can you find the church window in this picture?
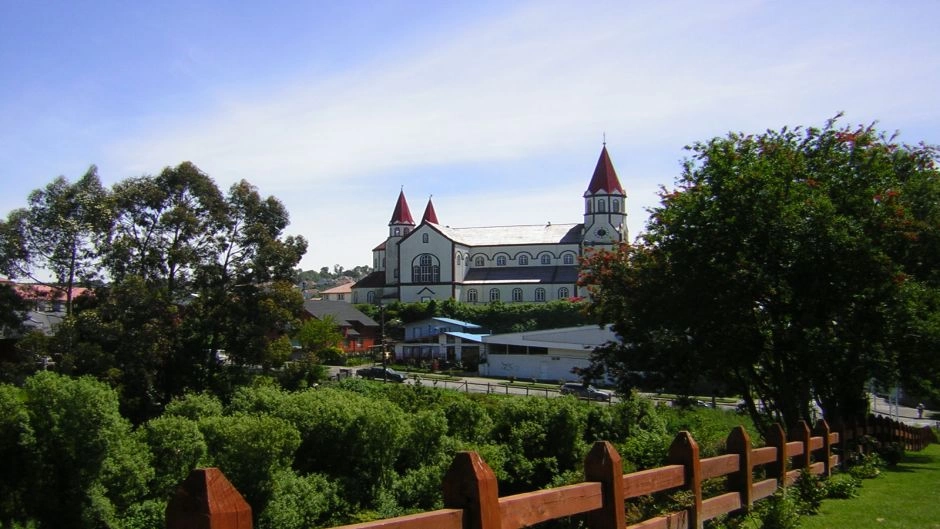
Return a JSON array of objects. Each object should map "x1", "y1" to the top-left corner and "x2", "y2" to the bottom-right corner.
[
  {"x1": 535, "y1": 288, "x2": 546, "y2": 301},
  {"x1": 563, "y1": 253, "x2": 575, "y2": 265},
  {"x1": 496, "y1": 255, "x2": 506, "y2": 266},
  {"x1": 586, "y1": 201, "x2": 592, "y2": 214},
  {"x1": 394, "y1": 268, "x2": 399, "y2": 278},
  {"x1": 467, "y1": 289, "x2": 478, "y2": 302},
  {"x1": 612, "y1": 198, "x2": 620, "y2": 212},
  {"x1": 457, "y1": 253, "x2": 462, "y2": 265},
  {"x1": 512, "y1": 288, "x2": 523, "y2": 302},
  {"x1": 474, "y1": 256, "x2": 484, "y2": 267},
  {"x1": 597, "y1": 200, "x2": 607, "y2": 213},
  {"x1": 394, "y1": 227, "x2": 401, "y2": 236},
  {"x1": 489, "y1": 288, "x2": 500, "y2": 302},
  {"x1": 540, "y1": 254, "x2": 551, "y2": 265},
  {"x1": 404, "y1": 227, "x2": 411, "y2": 234},
  {"x1": 422, "y1": 233, "x2": 429, "y2": 243},
  {"x1": 413, "y1": 254, "x2": 440, "y2": 283},
  {"x1": 558, "y1": 287, "x2": 570, "y2": 299},
  {"x1": 519, "y1": 255, "x2": 529, "y2": 265}
]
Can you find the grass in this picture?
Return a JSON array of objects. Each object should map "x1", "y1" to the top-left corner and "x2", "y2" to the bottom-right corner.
[{"x1": 801, "y1": 443, "x2": 940, "y2": 529}]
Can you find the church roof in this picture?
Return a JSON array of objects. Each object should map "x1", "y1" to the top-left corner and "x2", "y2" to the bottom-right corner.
[
  {"x1": 463, "y1": 265, "x2": 579, "y2": 284},
  {"x1": 585, "y1": 146, "x2": 625, "y2": 195},
  {"x1": 431, "y1": 223, "x2": 583, "y2": 246},
  {"x1": 422, "y1": 198, "x2": 439, "y2": 224},
  {"x1": 389, "y1": 190, "x2": 415, "y2": 225}
]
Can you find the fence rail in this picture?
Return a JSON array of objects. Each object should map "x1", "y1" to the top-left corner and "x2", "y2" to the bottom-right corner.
[{"x1": 166, "y1": 415, "x2": 935, "y2": 529}]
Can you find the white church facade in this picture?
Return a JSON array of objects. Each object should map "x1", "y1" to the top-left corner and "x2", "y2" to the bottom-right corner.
[{"x1": 352, "y1": 146, "x2": 627, "y2": 304}]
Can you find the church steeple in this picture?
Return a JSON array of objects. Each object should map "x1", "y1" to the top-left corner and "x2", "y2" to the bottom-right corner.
[
  {"x1": 389, "y1": 189, "x2": 415, "y2": 226},
  {"x1": 583, "y1": 145, "x2": 627, "y2": 245},
  {"x1": 421, "y1": 197, "x2": 439, "y2": 224}
]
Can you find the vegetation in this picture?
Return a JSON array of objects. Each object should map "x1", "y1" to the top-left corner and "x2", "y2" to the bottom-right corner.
[
  {"x1": 581, "y1": 116, "x2": 940, "y2": 431},
  {"x1": 0, "y1": 371, "x2": 755, "y2": 529}
]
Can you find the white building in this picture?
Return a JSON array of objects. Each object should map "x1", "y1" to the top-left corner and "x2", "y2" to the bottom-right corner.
[
  {"x1": 352, "y1": 146, "x2": 627, "y2": 304},
  {"x1": 479, "y1": 324, "x2": 617, "y2": 383}
]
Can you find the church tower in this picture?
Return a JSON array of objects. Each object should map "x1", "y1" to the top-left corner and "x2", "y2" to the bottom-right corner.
[
  {"x1": 386, "y1": 190, "x2": 415, "y2": 285},
  {"x1": 421, "y1": 197, "x2": 439, "y2": 224},
  {"x1": 582, "y1": 145, "x2": 627, "y2": 246}
]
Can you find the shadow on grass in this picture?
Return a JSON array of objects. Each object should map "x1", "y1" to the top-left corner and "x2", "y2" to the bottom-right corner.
[{"x1": 881, "y1": 450, "x2": 940, "y2": 473}]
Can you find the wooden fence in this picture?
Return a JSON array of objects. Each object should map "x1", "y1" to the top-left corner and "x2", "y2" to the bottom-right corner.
[{"x1": 166, "y1": 415, "x2": 934, "y2": 529}]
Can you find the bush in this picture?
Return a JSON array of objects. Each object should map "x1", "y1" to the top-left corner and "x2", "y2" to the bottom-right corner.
[
  {"x1": 847, "y1": 452, "x2": 885, "y2": 479},
  {"x1": 792, "y1": 469, "x2": 825, "y2": 514},
  {"x1": 825, "y1": 473, "x2": 861, "y2": 499},
  {"x1": 876, "y1": 441, "x2": 905, "y2": 466}
]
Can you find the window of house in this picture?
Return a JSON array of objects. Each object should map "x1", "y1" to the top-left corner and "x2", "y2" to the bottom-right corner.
[
  {"x1": 467, "y1": 289, "x2": 478, "y2": 302},
  {"x1": 394, "y1": 268, "x2": 399, "y2": 278},
  {"x1": 413, "y1": 254, "x2": 440, "y2": 283},
  {"x1": 337, "y1": 293, "x2": 345, "y2": 300},
  {"x1": 540, "y1": 254, "x2": 551, "y2": 265},
  {"x1": 457, "y1": 253, "x2": 462, "y2": 265},
  {"x1": 422, "y1": 233, "x2": 429, "y2": 243},
  {"x1": 367, "y1": 291, "x2": 375, "y2": 303},
  {"x1": 563, "y1": 253, "x2": 575, "y2": 265},
  {"x1": 496, "y1": 255, "x2": 506, "y2": 266},
  {"x1": 519, "y1": 255, "x2": 529, "y2": 265},
  {"x1": 512, "y1": 288, "x2": 523, "y2": 302},
  {"x1": 535, "y1": 288, "x2": 546, "y2": 301},
  {"x1": 489, "y1": 288, "x2": 500, "y2": 302},
  {"x1": 474, "y1": 256, "x2": 484, "y2": 267},
  {"x1": 558, "y1": 287, "x2": 570, "y2": 298}
]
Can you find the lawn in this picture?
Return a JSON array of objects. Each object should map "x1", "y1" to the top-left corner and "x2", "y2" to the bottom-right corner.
[{"x1": 801, "y1": 443, "x2": 940, "y2": 529}]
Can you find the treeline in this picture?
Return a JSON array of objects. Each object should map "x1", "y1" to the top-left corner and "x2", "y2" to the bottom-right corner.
[
  {"x1": 0, "y1": 371, "x2": 754, "y2": 529},
  {"x1": 0, "y1": 163, "x2": 308, "y2": 422}
]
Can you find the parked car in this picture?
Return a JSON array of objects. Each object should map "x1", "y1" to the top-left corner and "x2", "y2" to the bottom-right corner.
[
  {"x1": 559, "y1": 382, "x2": 612, "y2": 401},
  {"x1": 356, "y1": 366, "x2": 408, "y2": 382}
]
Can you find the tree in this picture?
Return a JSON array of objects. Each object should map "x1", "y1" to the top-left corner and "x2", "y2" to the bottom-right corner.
[
  {"x1": 0, "y1": 167, "x2": 110, "y2": 314},
  {"x1": 581, "y1": 116, "x2": 940, "y2": 430},
  {"x1": 295, "y1": 316, "x2": 344, "y2": 358}
]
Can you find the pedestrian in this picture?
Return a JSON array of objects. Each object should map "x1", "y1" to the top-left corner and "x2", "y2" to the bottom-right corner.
[{"x1": 917, "y1": 402, "x2": 925, "y2": 419}]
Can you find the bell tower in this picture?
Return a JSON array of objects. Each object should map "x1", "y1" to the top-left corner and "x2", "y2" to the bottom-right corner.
[
  {"x1": 583, "y1": 145, "x2": 627, "y2": 247},
  {"x1": 386, "y1": 189, "x2": 415, "y2": 285}
]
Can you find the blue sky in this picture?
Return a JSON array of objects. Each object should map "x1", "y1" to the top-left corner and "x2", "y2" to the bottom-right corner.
[{"x1": 2, "y1": 1, "x2": 939, "y2": 272}]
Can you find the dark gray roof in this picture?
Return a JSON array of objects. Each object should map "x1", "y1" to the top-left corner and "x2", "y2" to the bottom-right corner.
[
  {"x1": 462, "y1": 266, "x2": 579, "y2": 284},
  {"x1": 303, "y1": 300, "x2": 378, "y2": 327},
  {"x1": 353, "y1": 271, "x2": 387, "y2": 288}
]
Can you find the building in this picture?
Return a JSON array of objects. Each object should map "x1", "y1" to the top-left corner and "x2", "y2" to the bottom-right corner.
[
  {"x1": 352, "y1": 145, "x2": 627, "y2": 304},
  {"x1": 395, "y1": 316, "x2": 489, "y2": 369},
  {"x1": 319, "y1": 281, "x2": 353, "y2": 302},
  {"x1": 301, "y1": 300, "x2": 380, "y2": 355},
  {"x1": 478, "y1": 324, "x2": 617, "y2": 383}
]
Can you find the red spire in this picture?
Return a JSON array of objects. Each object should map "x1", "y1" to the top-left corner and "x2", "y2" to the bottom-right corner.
[
  {"x1": 586, "y1": 145, "x2": 625, "y2": 195},
  {"x1": 389, "y1": 190, "x2": 415, "y2": 225},
  {"x1": 422, "y1": 197, "x2": 439, "y2": 224}
]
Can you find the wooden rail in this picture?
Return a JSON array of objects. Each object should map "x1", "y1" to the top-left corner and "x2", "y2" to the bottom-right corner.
[{"x1": 166, "y1": 415, "x2": 934, "y2": 529}]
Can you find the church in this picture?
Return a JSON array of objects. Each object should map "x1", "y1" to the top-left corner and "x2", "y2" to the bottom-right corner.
[{"x1": 351, "y1": 145, "x2": 627, "y2": 304}]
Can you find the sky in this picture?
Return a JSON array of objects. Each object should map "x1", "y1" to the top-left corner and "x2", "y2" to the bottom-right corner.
[{"x1": 2, "y1": 0, "x2": 939, "y2": 272}]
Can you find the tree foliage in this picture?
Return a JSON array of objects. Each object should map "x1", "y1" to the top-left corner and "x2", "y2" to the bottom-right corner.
[{"x1": 581, "y1": 116, "x2": 940, "y2": 429}]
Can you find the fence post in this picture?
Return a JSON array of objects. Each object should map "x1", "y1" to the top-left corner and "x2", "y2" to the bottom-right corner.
[
  {"x1": 443, "y1": 451, "x2": 501, "y2": 529},
  {"x1": 813, "y1": 419, "x2": 832, "y2": 477},
  {"x1": 766, "y1": 424, "x2": 788, "y2": 485},
  {"x1": 667, "y1": 431, "x2": 703, "y2": 529},
  {"x1": 583, "y1": 441, "x2": 625, "y2": 529},
  {"x1": 165, "y1": 468, "x2": 252, "y2": 529},
  {"x1": 789, "y1": 420, "x2": 811, "y2": 472},
  {"x1": 726, "y1": 426, "x2": 753, "y2": 510}
]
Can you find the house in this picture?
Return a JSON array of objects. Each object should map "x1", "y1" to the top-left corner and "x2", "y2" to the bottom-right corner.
[
  {"x1": 319, "y1": 282, "x2": 353, "y2": 302},
  {"x1": 478, "y1": 324, "x2": 618, "y2": 383},
  {"x1": 395, "y1": 317, "x2": 489, "y2": 369},
  {"x1": 352, "y1": 145, "x2": 628, "y2": 304},
  {"x1": 302, "y1": 300, "x2": 380, "y2": 355}
]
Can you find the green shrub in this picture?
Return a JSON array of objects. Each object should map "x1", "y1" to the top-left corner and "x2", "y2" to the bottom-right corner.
[
  {"x1": 847, "y1": 452, "x2": 884, "y2": 479},
  {"x1": 793, "y1": 469, "x2": 825, "y2": 514},
  {"x1": 824, "y1": 473, "x2": 861, "y2": 499},
  {"x1": 876, "y1": 441, "x2": 905, "y2": 466}
]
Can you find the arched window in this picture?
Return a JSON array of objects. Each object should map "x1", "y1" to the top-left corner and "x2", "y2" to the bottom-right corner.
[
  {"x1": 535, "y1": 288, "x2": 546, "y2": 302},
  {"x1": 540, "y1": 254, "x2": 551, "y2": 265},
  {"x1": 496, "y1": 255, "x2": 507, "y2": 266},
  {"x1": 519, "y1": 255, "x2": 529, "y2": 265},
  {"x1": 412, "y1": 254, "x2": 440, "y2": 283},
  {"x1": 612, "y1": 198, "x2": 620, "y2": 212},
  {"x1": 512, "y1": 288, "x2": 523, "y2": 302},
  {"x1": 558, "y1": 287, "x2": 570, "y2": 299},
  {"x1": 586, "y1": 201, "x2": 592, "y2": 214},
  {"x1": 489, "y1": 288, "x2": 500, "y2": 302},
  {"x1": 597, "y1": 200, "x2": 607, "y2": 213},
  {"x1": 367, "y1": 291, "x2": 375, "y2": 303},
  {"x1": 563, "y1": 253, "x2": 575, "y2": 265},
  {"x1": 467, "y1": 289, "x2": 478, "y2": 302},
  {"x1": 394, "y1": 227, "x2": 401, "y2": 236},
  {"x1": 404, "y1": 227, "x2": 411, "y2": 234},
  {"x1": 474, "y1": 256, "x2": 484, "y2": 267},
  {"x1": 422, "y1": 233, "x2": 429, "y2": 243}
]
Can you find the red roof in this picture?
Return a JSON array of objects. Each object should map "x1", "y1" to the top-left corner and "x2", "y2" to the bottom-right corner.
[
  {"x1": 422, "y1": 198, "x2": 439, "y2": 224},
  {"x1": 389, "y1": 190, "x2": 415, "y2": 225},
  {"x1": 585, "y1": 146, "x2": 625, "y2": 195},
  {"x1": 2, "y1": 280, "x2": 90, "y2": 301}
]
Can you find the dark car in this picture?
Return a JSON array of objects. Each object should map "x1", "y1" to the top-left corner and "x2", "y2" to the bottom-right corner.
[
  {"x1": 559, "y1": 382, "x2": 612, "y2": 401},
  {"x1": 356, "y1": 366, "x2": 407, "y2": 382}
]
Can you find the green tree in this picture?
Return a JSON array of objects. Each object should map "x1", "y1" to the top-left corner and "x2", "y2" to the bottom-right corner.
[
  {"x1": 0, "y1": 167, "x2": 110, "y2": 315},
  {"x1": 581, "y1": 116, "x2": 940, "y2": 429},
  {"x1": 295, "y1": 315, "x2": 343, "y2": 357}
]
